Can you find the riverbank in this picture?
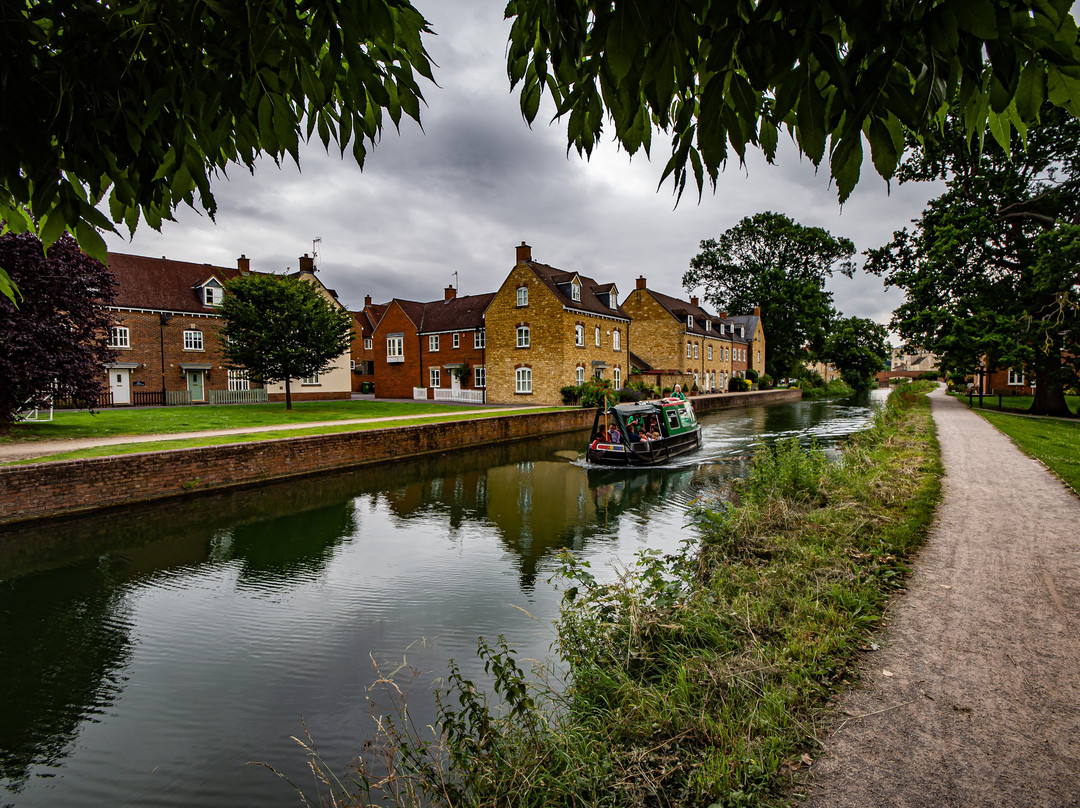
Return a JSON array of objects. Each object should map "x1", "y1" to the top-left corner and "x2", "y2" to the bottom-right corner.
[
  {"x1": 0, "y1": 389, "x2": 802, "y2": 525},
  {"x1": 334, "y1": 385, "x2": 942, "y2": 806}
]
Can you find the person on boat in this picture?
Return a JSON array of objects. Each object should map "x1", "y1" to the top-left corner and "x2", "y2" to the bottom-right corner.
[
  {"x1": 607, "y1": 425, "x2": 621, "y2": 443},
  {"x1": 672, "y1": 384, "x2": 686, "y2": 401},
  {"x1": 626, "y1": 422, "x2": 644, "y2": 443}
]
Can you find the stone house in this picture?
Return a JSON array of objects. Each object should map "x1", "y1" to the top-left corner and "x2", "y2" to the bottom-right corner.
[
  {"x1": 620, "y1": 277, "x2": 766, "y2": 391},
  {"x1": 103, "y1": 252, "x2": 351, "y2": 404},
  {"x1": 483, "y1": 243, "x2": 631, "y2": 405},
  {"x1": 371, "y1": 288, "x2": 494, "y2": 401}
]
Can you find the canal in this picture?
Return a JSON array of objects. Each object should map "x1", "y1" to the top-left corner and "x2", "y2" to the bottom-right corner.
[{"x1": 0, "y1": 392, "x2": 885, "y2": 807}]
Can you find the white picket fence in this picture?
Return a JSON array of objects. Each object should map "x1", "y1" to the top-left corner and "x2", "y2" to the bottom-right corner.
[
  {"x1": 208, "y1": 388, "x2": 269, "y2": 405},
  {"x1": 433, "y1": 388, "x2": 485, "y2": 404}
]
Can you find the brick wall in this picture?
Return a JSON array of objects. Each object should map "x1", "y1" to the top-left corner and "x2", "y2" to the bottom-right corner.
[
  {"x1": 107, "y1": 309, "x2": 229, "y2": 395},
  {"x1": 372, "y1": 302, "x2": 423, "y2": 398},
  {"x1": 419, "y1": 331, "x2": 487, "y2": 397},
  {"x1": 0, "y1": 409, "x2": 597, "y2": 525}
]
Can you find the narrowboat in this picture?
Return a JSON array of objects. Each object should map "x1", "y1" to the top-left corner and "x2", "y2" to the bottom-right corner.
[{"x1": 586, "y1": 398, "x2": 702, "y2": 465}]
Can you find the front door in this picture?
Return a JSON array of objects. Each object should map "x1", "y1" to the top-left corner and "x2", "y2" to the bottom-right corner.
[
  {"x1": 451, "y1": 372, "x2": 461, "y2": 396},
  {"x1": 110, "y1": 369, "x2": 131, "y2": 404},
  {"x1": 187, "y1": 370, "x2": 205, "y2": 402}
]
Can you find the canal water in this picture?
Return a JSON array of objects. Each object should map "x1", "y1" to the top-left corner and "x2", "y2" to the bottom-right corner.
[{"x1": 0, "y1": 392, "x2": 884, "y2": 807}]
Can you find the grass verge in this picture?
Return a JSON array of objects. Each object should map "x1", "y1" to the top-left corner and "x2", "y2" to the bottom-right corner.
[
  {"x1": 978, "y1": 411, "x2": 1080, "y2": 494},
  {"x1": 946, "y1": 391, "x2": 1079, "y2": 416},
  {"x1": 303, "y1": 385, "x2": 942, "y2": 807},
  {"x1": 1, "y1": 409, "x2": 564, "y2": 465}
]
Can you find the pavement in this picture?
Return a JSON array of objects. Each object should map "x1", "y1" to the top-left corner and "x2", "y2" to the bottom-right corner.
[
  {"x1": 0, "y1": 407, "x2": 509, "y2": 464},
  {"x1": 807, "y1": 386, "x2": 1080, "y2": 807}
]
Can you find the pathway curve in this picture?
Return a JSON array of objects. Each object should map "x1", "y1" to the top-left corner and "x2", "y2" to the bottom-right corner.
[
  {"x1": 0, "y1": 408, "x2": 508, "y2": 463},
  {"x1": 806, "y1": 387, "x2": 1080, "y2": 807}
]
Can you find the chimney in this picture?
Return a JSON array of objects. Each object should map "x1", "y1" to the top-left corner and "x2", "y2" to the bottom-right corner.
[
  {"x1": 636, "y1": 275, "x2": 647, "y2": 290},
  {"x1": 516, "y1": 241, "x2": 532, "y2": 263},
  {"x1": 299, "y1": 253, "x2": 314, "y2": 273},
  {"x1": 237, "y1": 254, "x2": 250, "y2": 274},
  {"x1": 364, "y1": 294, "x2": 372, "y2": 308},
  {"x1": 690, "y1": 296, "x2": 699, "y2": 308},
  {"x1": 445, "y1": 286, "x2": 457, "y2": 301},
  {"x1": 753, "y1": 305, "x2": 761, "y2": 316},
  {"x1": 719, "y1": 311, "x2": 727, "y2": 319}
]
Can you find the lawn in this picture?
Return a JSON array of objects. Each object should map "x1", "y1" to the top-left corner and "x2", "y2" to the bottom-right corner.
[
  {"x1": 2, "y1": 399, "x2": 500, "y2": 443},
  {"x1": 979, "y1": 411, "x2": 1080, "y2": 492},
  {"x1": 949, "y1": 391, "x2": 1080, "y2": 416}
]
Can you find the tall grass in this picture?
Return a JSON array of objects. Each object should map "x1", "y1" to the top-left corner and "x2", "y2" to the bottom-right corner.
[{"x1": 289, "y1": 387, "x2": 941, "y2": 807}]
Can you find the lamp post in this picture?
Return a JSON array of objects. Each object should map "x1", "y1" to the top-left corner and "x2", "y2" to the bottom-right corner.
[{"x1": 159, "y1": 312, "x2": 173, "y2": 405}]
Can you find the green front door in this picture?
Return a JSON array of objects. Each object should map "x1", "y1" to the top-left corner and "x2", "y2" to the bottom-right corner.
[{"x1": 187, "y1": 371, "x2": 205, "y2": 402}]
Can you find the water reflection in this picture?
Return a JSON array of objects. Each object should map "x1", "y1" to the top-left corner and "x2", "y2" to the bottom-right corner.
[{"x1": 0, "y1": 393, "x2": 883, "y2": 808}]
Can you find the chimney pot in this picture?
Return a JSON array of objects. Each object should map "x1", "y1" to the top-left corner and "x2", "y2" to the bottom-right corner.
[
  {"x1": 445, "y1": 286, "x2": 457, "y2": 301},
  {"x1": 299, "y1": 254, "x2": 314, "y2": 273},
  {"x1": 237, "y1": 255, "x2": 250, "y2": 274},
  {"x1": 690, "y1": 296, "x2": 699, "y2": 308},
  {"x1": 753, "y1": 305, "x2": 761, "y2": 317},
  {"x1": 364, "y1": 294, "x2": 372, "y2": 308},
  {"x1": 516, "y1": 242, "x2": 532, "y2": 263},
  {"x1": 636, "y1": 275, "x2": 646, "y2": 290}
]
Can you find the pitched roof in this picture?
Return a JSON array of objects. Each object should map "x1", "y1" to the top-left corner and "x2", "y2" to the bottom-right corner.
[
  {"x1": 418, "y1": 293, "x2": 495, "y2": 333},
  {"x1": 525, "y1": 261, "x2": 630, "y2": 320},
  {"x1": 644, "y1": 287, "x2": 756, "y2": 342},
  {"x1": 106, "y1": 252, "x2": 242, "y2": 313}
]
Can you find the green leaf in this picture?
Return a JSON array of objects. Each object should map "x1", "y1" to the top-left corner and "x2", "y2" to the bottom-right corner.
[
  {"x1": 1015, "y1": 62, "x2": 1046, "y2": 122},
  {"x1": 954, "y1": 0, "x2": 999, "y2": 40},
  {"x1": 866, "y1": 117, "x2": 900, "y2": 180},
  {"x1": 830, "y1": 133, "x2": 863, "y2": 203},
  {"x1": 796, "y1": 85, "x2": 827, "y2": 164},
  {"x1": 0, "y1": 267, "x2": 20, "y2": 306},
  {"x1": 75, "y1": 220, "x2": 108, "y2": 263},
  {"x1": 986, "y1": 108, "x2": 1011, "y2": 152}
]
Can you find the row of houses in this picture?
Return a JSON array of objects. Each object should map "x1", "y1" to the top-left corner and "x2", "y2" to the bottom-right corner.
[{"x1": 99, "y1": 242, "x2": 766, "y2": 407}]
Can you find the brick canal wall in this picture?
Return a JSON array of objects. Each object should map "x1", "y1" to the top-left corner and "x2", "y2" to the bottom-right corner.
[{"x1": 0, "y1": 388, "x2": 803, "y2": 526}]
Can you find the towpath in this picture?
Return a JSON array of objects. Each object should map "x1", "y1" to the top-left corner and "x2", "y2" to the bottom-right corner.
[
  {"x1": 0, "y1": 407, "x2": 506, "y2": 464},
  {"x1": 807, "y1": 386, "x2": 1080, "y2": 806}
]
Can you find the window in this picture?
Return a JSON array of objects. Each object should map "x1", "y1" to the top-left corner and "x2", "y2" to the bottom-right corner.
[
  {"x1": 708, "y1": 345, "x2": 713, "y2": 360},
  {"x1": 184, "y1": 330, "x2": 204, "y2": 350},
  {"x1": 686, "y1": 342, "x2": 692, "y2": 358},
  {"x1": 453, "y1": 333, "x2": 460, "y2": 349},
  {"x1": 429, "y1": 335, "x2": 439, "y2": 351},
  {"x1": 705, "y1": 320, "x2": 711, "y2": 332},
  {"x1": 203, "y1": 285, "x2": 221, "y2": 306},
  {"x1": 364, "y1": 338, "x2": 372, "y2": 350},
  {"x1": 595, "y1": 326, "x2": 601, "y2": 346},
  {"x1": 516, "y1": 326, "x2": 530, "y2": 348},
  {"x1": 517, "y1": 286, "x2": 528, "y2": 306},
  {"x1": 613, "y1": 367, "x2": 621, "y2": 389},
  {"x1": 575, "y1": 324, "x2": 584, "y2": 346},
  {"x1": 228, "y1": 369, "x2": 250, "y2": 391},
  {"x1": 474, "y1": 330, "x2": 485, "y2": 348},
  {"x1": 576, "y1": 366, "x2": 585, "y2": 385},
  {"x1": 687, "y1": 315, "x2": 693, "y2": 328},
  {"x1": 1008, "y1": 369, "x2": 1026, "y2": 385},
  {"x1": 571, "y1": 281, "x2": 581, "y2": 301},
  {"x1": 693, "y1": 343, "x2": 699, "y2": 359},
  {"x1": 350, "y1": 360, "x2": 355, "y2": 370},
  {"x1": 302, "y1": 371, "x2": 320, "y2": 385},
  {"x1": 609, "y1": 291, "x2": 618, "y2": 308},
  {"x1": 613, "y1": 329, "x2": 621, "y2": 350},
  {"x1": 108, "y1": 326, "x2": 130, "y2": 348},
  {"x1": 430, "y1": 368, "x2": 441, "y2": 387},
  {"x1": 387, "y1": 334, "x2": 404, "y2": 363},
  {"x1": 474, "y1": 366, "x2": 486, "y2": 388},
  {"x1": 515, "y1": 367, "x2": 532, "y2": 394}
]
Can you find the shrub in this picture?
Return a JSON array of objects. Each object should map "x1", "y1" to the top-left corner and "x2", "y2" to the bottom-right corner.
[
  {"x1": 729, "y1": 377, "x2": 751, "y2": 392},
  {"x1": 745, "y1": 368, "x2": 759, "y2": 383},
  {"x1": 580, "y1": 377, "x2": 615, "y2": 408},
  {"x1": 918, "y1": 370, "x2": 940, "y2": 381},
  {"x1": 560, "y1": 385, "x2": 582, "y2": 405}
]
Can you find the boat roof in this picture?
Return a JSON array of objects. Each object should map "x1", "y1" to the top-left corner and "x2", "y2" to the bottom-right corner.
[{"x1": 610, "y1": 400, "x2": 684, "y2": 417}]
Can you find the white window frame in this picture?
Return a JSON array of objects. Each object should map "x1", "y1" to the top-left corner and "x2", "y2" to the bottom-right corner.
[
  {"x1": 595, "y1": 326, "x2": 601, "y2": 347},
  {"x1": 228, "y1": 369, "x2": 251, "y2": 391},
  {"x1": 515, "y1": 367, "x2": 532, "y2": 394},
  {"x1": 575, "y1": 324, "x2": 584, "y2": 346},
  {"x1": 609, "y1": 292, "x2": 618, "y2": 308},
  {"x1": 474, "y1": 330, "x2": 485, "y2": 348},
  {"x1": 686, "y1": 342, "x2": 692, "y2": 358},
  {"x1": 1008, "y1": 368, "x2": 1026, "y2": 386},
  {"x1": 705, "y1": 320, "x2": 711, "y2": 332},
  {"x1": 516, "y1": 326, "x2": 530, "y2": 348},
  {"x1": 302, "y1": 371, "x2": 320, "y2": 385},
  {"x1": 184, "y1": 330, "x2": 204, "y2": 351},
  {"x1": 429, "y1": 334, "x2": 439, "y2": 352},
  {"x1": 613, "y1": 367, "x2": 621, "y2": 390},
  {"x1": 693, "y1": 343, "x2": 699, "y2": 359},
  {"x1": 108, "y1": 326, "x2": 130, "y2": 349},
  {"x1": 474, "y1": 366, "x2": 486, "y2": 388},
  {"x1": 613, "y1": 329, "x2": 621, "y2": 351},
  {"x1": 387, "y1": 334, "x2": 404, "y2": 363},
  {"x1": 571, "y1": 280, "x2": 581, "y2": 302},
  {"x1": 430, "y1": 368, "x2": 441, "y2": 388},
  {"x1": 203, "y1": 285, "x2": 221, "y2": 306},
  {"x1": 517, "y1": 286, "x2": 529, "y2": 306},
  {"x1": 576, "y1": 366, "x2": 585, "y2": 385},
  {"x1": 350, "y1": 359, "x2": 356, "y2": 370},
  {"x1": 687, "y1": 315, "x2": 693, "y2": 328},
  {"x1": 364, "y1": 338, "x2": 372, "y2": 350},
  {"x1": 453, "y1": 333, "x2": 460, "y2": 349},
  {"x1": 708, "y1": 344, "x2": 713, "y2": 360}
]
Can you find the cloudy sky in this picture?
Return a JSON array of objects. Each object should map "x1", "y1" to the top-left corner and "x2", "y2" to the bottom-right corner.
[{"x1": 102, "y1": 1, "x2": 945, "y2": 334}]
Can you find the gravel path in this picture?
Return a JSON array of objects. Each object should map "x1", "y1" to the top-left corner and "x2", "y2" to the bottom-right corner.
[
  {"x1": 0, "y1": 408, "x2": 504, "y2": 463},
  {"x1": 806, "y1": 386, "x2": 1080, "y2": 807}
]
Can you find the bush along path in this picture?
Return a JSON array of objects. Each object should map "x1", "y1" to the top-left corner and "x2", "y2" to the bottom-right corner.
[{"x1": 298, "y1": 385, "x2": 942, "y2": 808}]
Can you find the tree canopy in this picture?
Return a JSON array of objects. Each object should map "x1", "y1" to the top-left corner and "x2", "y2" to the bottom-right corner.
[
  {"x1": 504, "y1": 0, "x2": 1080, "y2": 203},
  {"x1": 0, "y1": 233, "x2": 116, "y2": 431},
  {"x1": 683, "y1": 211, "x2": 855, "y2": 380},
  {"x1": 866, "y1": 106, "x2": 1080, "y2": 416},
  {"x1": 219, "y1": 273, "x2": 353, "y2": 410},
  {"x1": 0, "y1": 0, "x2": 434, "y2": 301},
  {"x1": 822, "y1": 316, "x2": 891, "y2": 392}
]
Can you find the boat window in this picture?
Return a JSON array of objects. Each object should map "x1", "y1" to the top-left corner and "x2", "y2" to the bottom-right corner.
[{"x1": 667, "y1": 409, "x2": 680, "y2": 429}]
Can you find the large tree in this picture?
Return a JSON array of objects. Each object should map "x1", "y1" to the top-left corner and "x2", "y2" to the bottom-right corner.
[
  {"x1": 683, "y1": 211, "x2": 855, "y2": 380},
  {"x1": 0, "y1": 233, "x2": 116, "y2": 432},
  {"x1": 219, "y1": 273, "x2": 353, "y2": 410},
  {"x1": 822, "y1": 316, "x2": 891, "y2": 392},
  {"x1": 866, "y1": 106, "x2": 1080, "y2": 416},
  {"x1": 0, "y1": 0, "x2": 434, "y2": 301},
  {"x1": 505, "y1": 0, "x2": 1080, "y2": 203}
]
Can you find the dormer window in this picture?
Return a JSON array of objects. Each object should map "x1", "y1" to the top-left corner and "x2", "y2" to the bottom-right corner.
[
  {"x1": 705, "y1": 320, "x2": 711, "y2": 332},
  {"x1": 736, "y1": 326, "x2": 744, "y2": 338},
  {"x1": 608, "y1": 286, "x2": 618, "y2": 308},
  {"x1": 687, "y1": 314, "x2": 693, "y2": 329},
  {"x1": 199, "y1": 278, "x2": 224, "y2": 307},
  {"x1": 571, "y1": 279, "x2": 581, "y2": 302}
]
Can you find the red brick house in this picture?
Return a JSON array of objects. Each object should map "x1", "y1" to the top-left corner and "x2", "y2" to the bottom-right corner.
[
  {"x1": 103, "y1": 252, "x2": 352, "y2": 404},
  {"x1": 350, "y1": 295, "x2": 388, "y2": 392},
  {"x1": 371, "y1": 288, "x2": 494, "y2": 401}
]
